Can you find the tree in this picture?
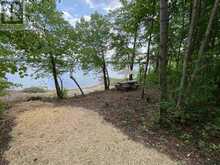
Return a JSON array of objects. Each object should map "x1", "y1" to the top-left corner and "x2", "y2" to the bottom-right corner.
[
  {"x1": 0, "y1": 32, "x2": 26, "y2": 94},
  {"x1": 189, "y1": 0, "x2": 220, "y2": 89},
  {"x1": 159, "y1": 0, "x2": 169, "y2": 122},
  {"x1": 75, "y1": 13, "x2": 112, "y2": 90},
  {"x1": 141, "y1": 21, "x2": 153, "y2": 98},
  {"x1": 110, "y1": 1, "x2": 143, "y2": 80},
  {"x1": 70, "y1": 68, "x2": 85, "y2": 96},
  {"x1": 177, "y1": 0, "x2": 199, "y2": 108},
  {"x1": 11, "y1": 0, "x2": 74, "y2": 99}
]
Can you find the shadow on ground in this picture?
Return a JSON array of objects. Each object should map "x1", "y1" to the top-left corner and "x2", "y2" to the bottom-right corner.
[
  {"x1": 0, "y1": 111, "x2": 14, "y2": 165},
  {"x1": 0, "y1": 89, "x2": 205, "y2": 165},
  {"x1": 46, "y1": 89, "x2": 204, "y2": 165}
]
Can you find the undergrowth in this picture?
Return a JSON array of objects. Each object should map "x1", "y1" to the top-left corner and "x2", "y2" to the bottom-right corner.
[{"x1": 162, "y1": 104, "x2": 220, "y2": 164}]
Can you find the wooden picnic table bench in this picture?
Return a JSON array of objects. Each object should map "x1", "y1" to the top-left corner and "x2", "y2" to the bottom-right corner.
[{"x1": 115, "y1": 80, "x2": 139, "y2": 91}]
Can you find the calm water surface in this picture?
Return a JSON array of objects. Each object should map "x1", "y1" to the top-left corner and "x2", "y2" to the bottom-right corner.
[{"x1": 6, "y1": 67, "x2": 127, "y2": 90}]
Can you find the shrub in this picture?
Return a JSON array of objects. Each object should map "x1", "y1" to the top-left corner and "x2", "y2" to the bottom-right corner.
[
  {"x1": 0, "y1": 78, "x2": 12, "y2": 96},
  {"x1": 145, "y1": 72, "x2": 159, "y2": 87}
]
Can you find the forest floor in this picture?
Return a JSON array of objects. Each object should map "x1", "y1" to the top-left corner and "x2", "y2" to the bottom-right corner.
[{"x1": 0, "y1": 86, "x2": 207, "y2": 165}]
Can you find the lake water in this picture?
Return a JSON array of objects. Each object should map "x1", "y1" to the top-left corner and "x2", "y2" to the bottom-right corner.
[{"x1": 6, "y1": 67, "x2": 127, "y2": 90}]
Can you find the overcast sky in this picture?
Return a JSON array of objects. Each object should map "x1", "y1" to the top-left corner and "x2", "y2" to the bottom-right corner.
[{"x1": 56, "y1": 0, "x2": 121, "y2": 26}]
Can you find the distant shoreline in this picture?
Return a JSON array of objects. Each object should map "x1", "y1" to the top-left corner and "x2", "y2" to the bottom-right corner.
[
  {"x1": 6, "y1": 82, "x2": 104, "y2": 92},
  {"x1": 1, "y1": 77, "x2": 126, "y2": 104},
  {"x1": 1, "y1": 83, "x2": 107, "y2": 104}
]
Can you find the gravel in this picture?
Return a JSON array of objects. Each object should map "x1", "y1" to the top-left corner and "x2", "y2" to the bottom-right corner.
[{"x1": 3, "y1": 100, "x2": 178, "y2": 165}]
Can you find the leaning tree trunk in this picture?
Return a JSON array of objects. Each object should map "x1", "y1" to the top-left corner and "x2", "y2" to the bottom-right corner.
[
  {"x1": 177, "y1": 0, "x2": 199, "y2": 108},
  {"x1": 70, "y1": 68, "x2": 85, "y2": 96},
  {"x1": 189, "y1": 0, "x2": 220, "y2": 88},
  {"x1": 50, "y1": 55, "x2": 63, "y2": 99},
  {"x1": 155, "y1": 55, "x2": 159, "y2": 73},
  {"x1": 129, "y1": 25, "x2": 138, "y2": 80},
  {"x1": 159, "y1": 0, "x2": 169, "y2": 123}
]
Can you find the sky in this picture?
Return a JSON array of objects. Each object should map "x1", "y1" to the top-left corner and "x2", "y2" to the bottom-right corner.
[{"x1": 56, "y1": 0, "x2": 121, "y2": 26}]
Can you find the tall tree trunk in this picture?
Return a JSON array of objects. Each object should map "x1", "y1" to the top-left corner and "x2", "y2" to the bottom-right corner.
[
  {"x1": 189, "y1": 0, "x2": 220, "y2": 86},
  {"x1": 102, "y1": 66, "x2": 109, "y2": 90},
  {"x1": 58, "y1": 76, "x2": 64, "y2": 93},
  {"x1": 176, "y1": 1, "x2": 186, "y2": 70},
  {"x1": 70, "y1": 69, "x2": 85, "y2": 96},
  {"x1": 129, "y1": 25, "x2": 138, "y2": 80},
  {"x1": 106, "y1": 67, "x2": 110, "y2": 88},
  {"x1": 138, "y1": 61, "x2": 143, "y2": 83},
  {"x1": 155, "y1": 55, "x2": 159, "y2": 73},
  {"x1": 141, "y1": 26, "x2": 153, "y2": 98},
  {"x1": 102, "y1": 55, "x2": 109, "y2": 90},
  {"x1": 159, "y1": 0, "x2": 169, "y2": 123},
  {"x1": 50, "y1": 55, "x2": 63, "y2": 99},
  {"x1": 177, "y1": 0, "x2": 199, "y2": 108}
]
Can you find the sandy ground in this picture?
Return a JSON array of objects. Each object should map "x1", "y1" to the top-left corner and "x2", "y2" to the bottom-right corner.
[{"x1": 1, "y1": 87, "x2": 181, "y2": 165}]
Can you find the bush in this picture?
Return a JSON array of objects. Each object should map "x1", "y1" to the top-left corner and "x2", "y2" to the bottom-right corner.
[
  {"x1": 0, "y1": 79, "x2": 12, "y2": 96},
  {"x1": 144, "y1": 72, "x2": 159, "y2": 87},
  {"x1": 163, "y1": 104, "x2": 220, "y2": 162},
  {"x1": 22, "y1": 87, "x2": 47, "y2": 93}
]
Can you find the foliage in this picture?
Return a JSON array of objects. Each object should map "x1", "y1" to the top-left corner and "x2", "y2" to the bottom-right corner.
[
  {"x1": 75, "y1": 12, "x2": 112, "y2": 89},
  {"x1": 0, "y1": 31, "x2": 27, "y2": 95},
  {"x1": 144, "y1": 72, "x2": 159, "y2": 87},
  {"x1": 0, "y1": 0, "x2": 219, "y2": 160},
  {"x1": 75, "y1": 12, "x2": 111, "y2": 71},
  {"x1": 9, "y1": 0, "x2": 75, "y2": 98},
  {"x1": 109, "y1": 0, "x2": 151, "y2": 73},
  {"x1": 166, "y1": 105, "x2": 220, "y2": 162}
]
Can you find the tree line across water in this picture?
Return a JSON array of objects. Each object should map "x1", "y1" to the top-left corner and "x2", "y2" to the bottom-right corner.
[{"x1": 0, "y1": 0, "x2": 220, "y2": 161}]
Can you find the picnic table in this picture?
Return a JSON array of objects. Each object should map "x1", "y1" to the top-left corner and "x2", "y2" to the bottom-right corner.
[{"x1": 115, "y1": 80, "x2": 139, "y2": 91}]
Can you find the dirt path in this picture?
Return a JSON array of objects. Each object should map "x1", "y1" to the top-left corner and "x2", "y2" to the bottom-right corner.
[{"x1": 2, "y1": 95, "x2": 179, "y2": 165}]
